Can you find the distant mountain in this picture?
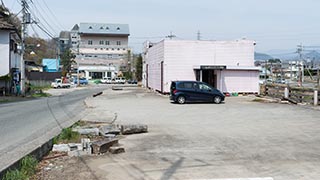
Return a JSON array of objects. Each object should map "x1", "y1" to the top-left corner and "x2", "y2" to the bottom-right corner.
[
  {"x1": 304, "y1": 50, "x2": 320, "y2": 62},
  {"x1": 265, "y1": 49, "x2": 297, "y2": 61},
  {"x1": 262, "y1": 49, "x2": 320, "y2": 63},
  {"x1": 254, "y1": 52, "x2": 273, "y2": 61}
]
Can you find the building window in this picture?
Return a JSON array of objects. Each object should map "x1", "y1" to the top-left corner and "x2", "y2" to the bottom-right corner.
[
  {"x1": 107, "y1": 72, "x2": 112, "y2": 78},
  {"x1": 117, "y1": 27, "x2": 120, "y2": 31},
  {"x1": 106, "y1": 48, "x2": 109, "y2": 50},
  {"x1": 123, "y1": 48, "x2": 126, "y2": 51},
  {"x1": 88, "y1": 40, "x2": 93, "y2": 45},
  {"x1": 100, "y1": 48, "x2": 103, "y2": 50},
  {"x1": 94, "y1": 48, "x2": 97, "y2": 50},
  {"x1": 100, "y1": 27, "x2": 104, "y2": 29},
  {"x1": 99, "y1": 40, "x2": 104, "y2": 45},
  {"x1": 89, "y1": 26, "x2": 93, "y2": 29},
  {"x1": 111, "y1": 48, "x2": 114, "y2": 51},
  {"x1": 106, "y1": 27, "x2": 109, "y2": 30},
  {"x1": 117, "y1": 48, "x2": 120, "y2": 51},
  {"x1": 106, "y1": 41, "x2": 110, "y2": 45},
  {"x1": 116, "y1": 41, "x2": 121, "y2": 46}
]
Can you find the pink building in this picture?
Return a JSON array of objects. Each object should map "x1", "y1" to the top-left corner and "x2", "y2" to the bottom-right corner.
[{"x1": 142, "y1": 39, "x2": 260, "y2": 94}]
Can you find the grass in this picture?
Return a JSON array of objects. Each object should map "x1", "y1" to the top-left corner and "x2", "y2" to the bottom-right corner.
[
  {"x1": 53, "y1": 127, "x2": 81, "y2": 144},
  {"x1": 2, "y1": 169, "x2": 27, "y2": 180},
  {"x1": 31, "y1": 92, "x2": 51, "y2": 98},
  {"x1": 2, "y1": 156, "x2": 38, "y2": 180},
  {"x1": 252, "y1": 98, "x2": 265, "y2": 102}
]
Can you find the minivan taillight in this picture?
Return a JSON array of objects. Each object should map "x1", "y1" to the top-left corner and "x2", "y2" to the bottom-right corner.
[{"x1": 173, "y1": 89, "x2": 179, "y2": 94}]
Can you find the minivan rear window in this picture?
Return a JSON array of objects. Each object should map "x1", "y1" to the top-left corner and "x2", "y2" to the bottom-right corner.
[{"x1": 171, "y1": 82, "x2": 176, "y2": 90}]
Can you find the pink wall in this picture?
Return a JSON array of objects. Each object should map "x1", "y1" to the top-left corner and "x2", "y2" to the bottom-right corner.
[
  {"x1": 219, "y1": 70, "x2": 259, "y2": 93},
  {"x1": 144, "y1": 39, "x2": 259, "y2": 93}
]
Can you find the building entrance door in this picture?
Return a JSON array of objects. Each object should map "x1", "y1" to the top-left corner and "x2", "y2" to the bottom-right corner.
[{"x1": 202, "y1": 70, "x2": 216, "y2": 88}]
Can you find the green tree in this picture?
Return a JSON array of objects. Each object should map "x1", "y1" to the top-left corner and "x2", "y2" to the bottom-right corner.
[
  {"x1": 60, "y1": 48, "x2": 75, "y2": 76},
  {"x1": 24, "y1": 36, "x2": 57, "y2": 64},
  {"x1": 268, "y1": 58, "x2": 281, "y2": 63},
  {"x1": 135, "y1": 54, "x2": 143, "y2": 81}
]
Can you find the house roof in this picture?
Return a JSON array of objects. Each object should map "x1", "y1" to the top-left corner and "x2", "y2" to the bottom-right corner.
[
  {"x1": 59, "y1": 31, "x2": 70, "y2": 39},
  {"x1": 79, "y1": 23, "x2": 129, "y2": 35},
  {"x1": 0, "y1": 17, "x2": 15, "y2": 30},
  {"x1": 71, "y1": 24, "x2": 79, "y2": 31}
]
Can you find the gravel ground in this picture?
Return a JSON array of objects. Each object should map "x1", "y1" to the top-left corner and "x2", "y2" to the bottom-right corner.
[{"x1": 37, "y1": 87, "x2": 320, "y2": 180}]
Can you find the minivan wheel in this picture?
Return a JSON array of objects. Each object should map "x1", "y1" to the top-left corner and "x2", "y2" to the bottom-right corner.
[
  {"x1": 213, "y1": 96, "x2": 222, "y2": 104},
  {"x1": 177, "y1": 96, "x2": 186, "y2": 104}
]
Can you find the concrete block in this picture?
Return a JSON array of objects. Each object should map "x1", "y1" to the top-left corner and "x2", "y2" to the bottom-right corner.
[
  {"x1": 99, "y1": 124, "x2": 121, "y2": 136},
  {"x1": 121, "y1": 124, "x2": 148, "y2": 135},
  {"x1": 109, "y1": 146, "x2": 125, "y2": 154},
  {"x1": 52, "y1": 144, "x2": 69, "y2": 152},
  {"x1": 68, "y1": 143, "x2": 82, "y2": 151},
  {"x1": 91, "y1": 139, "x2": 119, "y2": 154},
  {"x1": 73, "y1": 128, "x2": 99, "y2": 136},
  {"x1": 81, "y1": 138, "x2": 92, "y2": 155}
]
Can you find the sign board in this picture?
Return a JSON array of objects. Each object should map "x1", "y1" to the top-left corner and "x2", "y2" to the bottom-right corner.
[{"x1": 200, "y1": 65, "x2": 226, "y2": 70}]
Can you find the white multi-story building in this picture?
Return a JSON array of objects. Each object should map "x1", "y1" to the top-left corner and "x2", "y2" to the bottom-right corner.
[
  {"x1": 143, "y1": 39, "x2": 260, "y2": 94},
  {"x1": 71, "y1": 23, "x2": 130, "y2": 79}
]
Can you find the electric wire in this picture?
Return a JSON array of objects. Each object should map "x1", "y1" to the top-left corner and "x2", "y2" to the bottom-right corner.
[
  {"x1": 34, "y1": 22, "x2": 55, "y2": 39},
  {"x1": 27, "y1": 0, "x2": 57, "y2": 36},
  {"x1": 40, "y1": 0, "x2": 65, "y2": 30}
]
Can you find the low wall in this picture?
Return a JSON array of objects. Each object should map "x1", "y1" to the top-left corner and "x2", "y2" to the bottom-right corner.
[{"x1": 261, "y1": 84, "x2": 320, "y2": 105}]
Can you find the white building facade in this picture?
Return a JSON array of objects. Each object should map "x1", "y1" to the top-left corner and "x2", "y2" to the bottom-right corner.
[
  {"x1": 0, "y1": 13, "x2": 21, "y2": 92},
  {"x1": 143, "y1": 39, "x2": 260, "y2": 94},
  {"x1": 71, "y1": 23, "x2": 130, "y2": 79}
]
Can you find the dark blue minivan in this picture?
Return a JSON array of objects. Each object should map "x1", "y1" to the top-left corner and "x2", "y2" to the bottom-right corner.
[{"x1": 170, "y1": 81, "x2": 225, "y2": 104}]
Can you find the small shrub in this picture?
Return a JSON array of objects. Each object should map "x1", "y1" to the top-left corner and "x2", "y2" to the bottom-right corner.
[
  {"x1": 20, "y1": 155, "x2": 37, "y2": 177},
  {"x1": 3, "y1": 169, "x2": 27, "y2": 180},
  {"x1": 55, "y1": 127, "x2": 80, "y2": 143}
]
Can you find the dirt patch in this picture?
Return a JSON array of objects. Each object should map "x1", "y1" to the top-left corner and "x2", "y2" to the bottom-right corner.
[{"x1": 32, "y1": 154, "x2": 101, "y2": 180}]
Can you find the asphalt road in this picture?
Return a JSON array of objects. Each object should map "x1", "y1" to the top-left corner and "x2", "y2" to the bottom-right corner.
[
  {"x1": 0, "y1": 86, "x2": 105, "y2": 172},
  {"x1": 80, "y1": 87, "x2": 320, "y2": 180}
]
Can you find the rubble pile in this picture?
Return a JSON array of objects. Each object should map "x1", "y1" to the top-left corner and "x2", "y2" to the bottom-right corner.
[{"x1": 51, "y1": 122, "x2": 148, "y2": 156}]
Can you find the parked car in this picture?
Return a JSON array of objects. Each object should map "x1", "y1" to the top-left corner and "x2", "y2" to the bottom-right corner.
[
  {"x1": 275, "y1": 79, "x2": 286, "y2": 84},
  {"x1": 127, "y1": 79, "x2": 138, "y2": 84},
  {"x1": 101, "y1": 77, "x2": 112, "y2": 84},
  {"x1": 170, "y1": 81, "x2": 225, "y2": 104},
  {"x1": 115, "y1": 77, "x2": 126, "y2": 84},
  {"x1": 51, "y1": 78, "x2": 71, "y2": 88},
  {"x1": 74, "y1": 77, "x2": 89, "y2": 85}
]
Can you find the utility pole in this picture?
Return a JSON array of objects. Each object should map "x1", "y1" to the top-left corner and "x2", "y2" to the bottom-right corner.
[
  {"x1": 317, "y1": 65, "x2": 320, "y2": 89},
  {"x1": 20, "y1": 0, "x2": 31, "y2": 96},
  {"x1": 296, "y1": 43, "x2": 304, "y2": 86},
  {"x1": 20, "y1": 0, "x2": 29, "y2": 96},
  {"x1": 197, "y1": 30, "x2": 201, "y2": 40}
]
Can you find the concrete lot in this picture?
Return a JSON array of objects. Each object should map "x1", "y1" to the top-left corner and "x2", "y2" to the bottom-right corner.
[{"x1": 82, "y1": 87, "x2": 320, "y2": 180}]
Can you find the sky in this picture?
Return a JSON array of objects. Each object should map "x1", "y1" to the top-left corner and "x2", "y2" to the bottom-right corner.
[{"x1": 3, "y1": 0, "x2": 320, "y2": 54}]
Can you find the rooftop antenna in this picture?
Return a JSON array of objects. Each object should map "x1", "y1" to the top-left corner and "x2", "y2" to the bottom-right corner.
[{"x1": 166, "y1": 31, "x2": 176, "y2": 40}]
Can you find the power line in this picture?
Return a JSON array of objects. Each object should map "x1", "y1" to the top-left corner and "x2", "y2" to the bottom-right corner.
[
  {"x1": 34, "y1": 22, "x2": 55, "y2": 39},
  {"x1": 27, "y1": 0, "x2": 57, "y2": 36},
  {"x1": 40, "y1": 0, "x2": 65, "y2": 30}
]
